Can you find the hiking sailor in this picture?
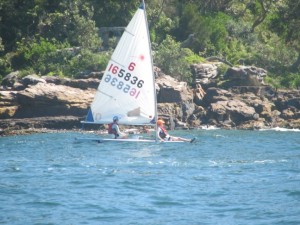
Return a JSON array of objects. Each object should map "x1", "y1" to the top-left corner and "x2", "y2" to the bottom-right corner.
[{"x1": 156, "y1": 119, "x2": 195, "y2": 143}]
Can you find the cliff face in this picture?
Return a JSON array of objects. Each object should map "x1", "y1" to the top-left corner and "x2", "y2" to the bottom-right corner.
[{"x1": 1, "y1": 66, "x2": 300, "y2": 135}]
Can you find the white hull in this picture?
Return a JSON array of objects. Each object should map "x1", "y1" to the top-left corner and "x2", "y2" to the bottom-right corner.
[{"x1": 75, "y1": 137, "x2": 185, "y2": 143}]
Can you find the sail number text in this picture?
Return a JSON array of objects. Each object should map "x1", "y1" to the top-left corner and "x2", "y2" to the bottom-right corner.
[
  {"x1": 103, "y1": 62, "x2": 144, "y2": 99},
  {"x1": 108, "y1": 62, "x2": 144, "y2": 88},
  {"x1": 104, "y1": 74, "x2": 140, "y2": 99}
]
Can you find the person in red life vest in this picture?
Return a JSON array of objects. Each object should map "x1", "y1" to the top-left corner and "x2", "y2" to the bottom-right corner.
[
  {"x1": 108, "y1": 116, "x2": 128, "y2": 139},
  {"x1": 156, "y1": 119, "x2": 196, "y2": 143}
]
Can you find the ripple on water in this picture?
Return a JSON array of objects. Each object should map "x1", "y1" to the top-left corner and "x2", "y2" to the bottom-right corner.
[{"x1": 1, "y1": 131, "x2": 300, "y2": 224}]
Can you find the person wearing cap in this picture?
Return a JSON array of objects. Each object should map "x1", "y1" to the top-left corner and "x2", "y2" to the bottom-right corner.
[
  {"x1": 108, "y1": 116, "x2": 127, "y2": 139},
  {"x1": 156, "y1": 119, "x2": 195, "y2": 142}
]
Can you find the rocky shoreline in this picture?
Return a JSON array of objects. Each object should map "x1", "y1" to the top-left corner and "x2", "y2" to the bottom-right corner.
[{"x1": 1, "y1": 64, "x2": 299, "y2": 136}]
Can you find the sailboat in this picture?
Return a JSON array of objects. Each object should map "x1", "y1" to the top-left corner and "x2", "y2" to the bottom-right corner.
[{"x1": 78, "y1": 1, "x2": 186, "y2": 143}]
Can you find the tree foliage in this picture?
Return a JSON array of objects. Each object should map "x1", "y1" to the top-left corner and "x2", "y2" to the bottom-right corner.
[
  {"x1": 268, "y1": 0, "x2": 300, "y2": 71},
  {"x1": 154, "y1": 35, "x2": 203, "y2": 83},
  {"x1": 0, "y1": 0, "x2": 299, "y2": 88}
]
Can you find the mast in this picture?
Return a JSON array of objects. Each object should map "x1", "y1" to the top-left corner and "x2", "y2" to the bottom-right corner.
[{"x1": 142, "y1": 0, "x2": 158, "y2": 142}]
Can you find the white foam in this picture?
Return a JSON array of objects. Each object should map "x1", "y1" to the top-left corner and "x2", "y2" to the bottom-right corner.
[
  {"x1": 199, "y1": 125, "x2": 220, "y2": 130},
  {"x1": 259, "y1": 127, "x2": 300, "y2": 132}
]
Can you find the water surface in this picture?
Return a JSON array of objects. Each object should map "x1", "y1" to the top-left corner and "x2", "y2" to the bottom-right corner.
[{"x1": 1, "y1": 129, "x2": 299, "y2": 224}]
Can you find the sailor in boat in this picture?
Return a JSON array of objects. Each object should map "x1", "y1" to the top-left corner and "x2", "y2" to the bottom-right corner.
[
  {"x1": 156, "y1": 119, "x2": 196, "y2": 143},
  {"x1": 108, "y1": 116, "x2": 128, "y2": 139},
  {"x1": 140, "y1": 125, "x2": 151, "y2": 134}
]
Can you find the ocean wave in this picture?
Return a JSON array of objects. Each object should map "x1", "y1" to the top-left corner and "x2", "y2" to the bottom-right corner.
[
  {"x1": 259, "y1": 127, "x2": 300, "y2": 132},
  {"x1": 198, "y1": 125, "x2": 220, "y2": 130}
]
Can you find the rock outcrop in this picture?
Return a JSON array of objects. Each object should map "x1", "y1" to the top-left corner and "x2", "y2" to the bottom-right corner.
[
  {"x1": 156, "y1": 74, "x2": 193, "y2": 103},
  {"x1": 191, "y1": 63, "x2": 218, "y2": 85},
  {"x1": 16, "y1": 82, "x2": 94, "y2": 118},
  {"x1": 223, "y1": 66, "x2": 267, "y2": 86},
  {"x1": 0, "y1": 64, "x2": 300, "y2": 135}
]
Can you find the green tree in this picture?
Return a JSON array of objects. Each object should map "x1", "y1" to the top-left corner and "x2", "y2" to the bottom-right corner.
[
  {"x1": 37, "y1": 0, "x2": 101, "y2": 50},
  {"x1": 87, "y1": 0, "x2": 140, "y2": 27},
  {"x1": 0, "y1": 0, "x2": 37, "y2": 51},
  {"x1": 173, "y1": 3, "x2": 211, "y2": 51},
  {"x1": 146, "y1": 0, "x2": 178, "y2": 43},
  {"x1": 269, "y1": 0, "x2": 300, "y2": 71},
  {"x1": 0, "y1": 0, "x2": 299, "y2": 87},
  {"x1": 154, "y1": 35, "x2": 203, "y2": 82},
  {"x1": 13, "y1": 37, "x2": 69, "y2": 74}
]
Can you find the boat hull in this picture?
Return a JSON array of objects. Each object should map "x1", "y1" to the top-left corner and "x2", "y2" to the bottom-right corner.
[{"x1": 74, "y1": 137, "x2": 185, "y2": 143}]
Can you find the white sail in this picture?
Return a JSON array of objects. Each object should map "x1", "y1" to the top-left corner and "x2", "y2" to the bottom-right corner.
[{"x1": 85, "y1": 3, "x2": 156, "y2": 125}]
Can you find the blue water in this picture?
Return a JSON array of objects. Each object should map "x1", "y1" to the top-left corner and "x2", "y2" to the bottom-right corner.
[{"x1": 0, "y1": 129, "x2": 299, "y2": 225}]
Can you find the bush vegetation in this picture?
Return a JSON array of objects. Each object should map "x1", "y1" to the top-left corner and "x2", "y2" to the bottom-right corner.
[{"x1": 0, "y1": 0, "x2": 299, "y2": 88}]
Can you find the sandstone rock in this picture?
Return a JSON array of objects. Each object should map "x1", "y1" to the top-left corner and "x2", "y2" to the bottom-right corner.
[
  {"x1": 15, "y1": 83, "x2": 95, "y2": 118},
  {"x1": 22, "y1": 74, "x2": 46, "y2": 86},
  {"x1": 41, "y1": 76, "x2": 100, "y2": 89},
  {"x1": 42, "y1": 76, "x2": 62, "y2": 85},
  {"x1": 193, "y1": 84, "x2": 206, "y2": 105},
  {"x1": 237, "y1": 119, "x2": 267, "y2": 130},
  {"x1": 285, "y1": 118, "x2": 300, "y2": 129},
  {"x1": 0, "y1": 116, "x2": 81, "y2": 131},
  {"x1": 1, "y1": 64, "x2": 300, "y2": 133},
  {"x1": 0, "y1": 91, "x2": 17, "y2": 105},
  {"x1": 249, "y1": 98, "x2": 275, "y2": 121},
  {"x1": 157, "y1": 102, "x2": 195, "y2": 129},
  {"x1": 156, "y1": 75, "x2": 193, "y2": 103},
  {"x1": 191, "y1": 63, "x2": 218, "y2": 85},
  {"x1": 203, "y1": 87, "x2": 232, "y2": 105},
  {"x1": 190, "y1": 118, "x2": 202, "y2": 127},
  {"x1": 0, "y1": 91, "x2": 18, "y2": 118},
  {"x1": 174, "y1": 120, "x2": 189, "y2": 129},
  {"x1": 77, "y1": 71, "x2": 104, "y2": 79},
  {"x1": 60, "y1": 78, "x2": 99, "y2": 89},
  {"x1": 209, "y1": 100, "x2": 256, "y2": 125},
  {"x1": 230, "y1": 86, "x2": 276, "y2": 99},
  {"x1": 253, "y1": 113, "x2": 260, "y2": 120},
  {"x1": 282, "y1": 108, "x2": 295, "y2": 119},
  {"x1": 0, "y1": 106, "x2": 18, "y2": 118},
  {"x1": 181, "y1": 102, "x2": 195, "y2": 122},
  {"x1": 1, "y1": 71, "x2": 20, "y2": 87},
  {"x1": 224, "y1": 66, "x2": 267, "y2": 86},
  {"x1": 274, "y1": 90, "x2": 300, "y2": 120}
]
